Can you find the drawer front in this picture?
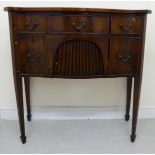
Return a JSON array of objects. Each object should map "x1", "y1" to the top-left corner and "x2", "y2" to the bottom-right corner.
[
  {"x1": 47, "y1": 15, "x2": 109, "y2": 33},
  {"x1": 15, "y1": 14, "x2": 46, "y2": 32},
  {"x1": 110, "y1": 38, "x2": 140, "y2": 75},
  {"x1": 18, "y1": 37, "x2": 47, "y2": 74},
  {"x1": 111, "y1": 16, "x2": 142, "y2": 34}
]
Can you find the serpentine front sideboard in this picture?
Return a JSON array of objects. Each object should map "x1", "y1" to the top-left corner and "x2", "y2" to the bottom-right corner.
[{"x1": 5, "y1": 7, "x2": 151, "y2": 144}]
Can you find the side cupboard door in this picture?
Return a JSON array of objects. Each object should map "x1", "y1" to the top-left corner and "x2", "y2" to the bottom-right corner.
[{"x1": 17, "y1": 36, "x2": 48, "y2": 75}]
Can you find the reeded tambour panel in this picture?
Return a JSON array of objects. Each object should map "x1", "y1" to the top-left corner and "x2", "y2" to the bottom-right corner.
[{"x1": 53, "y1": 40, "x2": 104, "y2": 77}]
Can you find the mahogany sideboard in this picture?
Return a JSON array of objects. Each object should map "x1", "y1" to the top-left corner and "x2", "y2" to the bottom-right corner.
[{"x1": 5, "y1": 7, "x2": 151, "y2": 144}]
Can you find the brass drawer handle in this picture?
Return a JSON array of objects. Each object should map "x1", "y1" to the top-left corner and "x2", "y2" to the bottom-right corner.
[
  {"x1": 26, "y1": 53, "x2": 40, "y2": 62},
  {"x1": 120, "y1": 23, "x2": 132, "y2": 31},
  {"x1": 117, "y1": 53, "x2": 132, "y2": 63},
  {"x1": 25, "y1": 19, "x2": 38, "y2": 31},
  {"x1": 119, "y1": 19, "x2": 133, "y2": 31},
  {"x1": 72, "y1": 20, "x2": 87, "y2": 30}
]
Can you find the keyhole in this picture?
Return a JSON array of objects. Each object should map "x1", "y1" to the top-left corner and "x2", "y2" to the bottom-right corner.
[{"x1": 55, "y1": 62, "x2": 58, "y2": 66}]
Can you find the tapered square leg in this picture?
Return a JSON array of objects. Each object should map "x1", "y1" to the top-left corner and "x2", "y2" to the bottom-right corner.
[
  {"x1": 131, "y1": 76, "x2": 141, "y2": 142},
  {"x1": 125, "y1": 77, "x2": 132, "y2": 121},
  {"x1": 14, "y1": 77, "x2": 26, "y2": 144},
  {"x1": 24, "y1": 77, "x2": 32, "y2": 121}
]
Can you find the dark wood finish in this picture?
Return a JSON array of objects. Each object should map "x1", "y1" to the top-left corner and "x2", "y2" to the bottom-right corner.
[
  {"x1": 18, "y1": 37, "x2": 47, "y2": 74},
  {"x1": 110, "y1": 37, "x2": 140, "y2": 75},
  {"x1": 24, "y1": 77, "x2": 31, "y2": 121},
  {"x1": 16, "y1": 77, "x2": 26, "y2": 144},
  {"x1": 131, "y1": 76, "x2": 142, "y2": 142},
  {"x1": 53, "y1": 40, "x2": 104, "y2": 77},
  {"x1": 18, "y1": 37, "x2": 47, "y2": 75},
  {"x1": 130, "y1": 14, "x2": 148, "y2": 142},
  {"x1": 5, "y1": 7, "x2": 151, "y2": 143},
  {"x1": 15, "y1": 14, "x2": 46, "y2": 33},
  {"x1": 125, "y1": 77, "x2": 132, "y2": 121},
  {"x1": 7, "y1": 11, "x2": 26, "y2": 144},
  {"x1": 48, "y1": 35, "x2": 109, "y2": 77},
  {"x1": 111, "y1": 16, "x2": 143, "y2": 34},
  {"x1": 4, "y1": 7, "x2": 151, "y2": 14},
  {"x1": 47, "y1": 15, "x2": 109, "y2": 33}
]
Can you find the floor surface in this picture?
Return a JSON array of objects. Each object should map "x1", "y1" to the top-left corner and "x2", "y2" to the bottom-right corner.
[{"x1": 0, "y1": 119, "x2": 155, "y2": 153}]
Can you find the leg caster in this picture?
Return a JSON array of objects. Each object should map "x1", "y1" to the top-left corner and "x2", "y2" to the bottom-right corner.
[
  {"x1": 20, "y1": 136, "x2": 26, "y2": 144},
  {"x1": 130, "y1": 134, "x2": 136, "y2": 142},
  {"x1": 27, "y1": 114, "x2": 32, "y2": 121},
  {"x1": 125, "y1": 114, "x2": 130, "y2": 121}
]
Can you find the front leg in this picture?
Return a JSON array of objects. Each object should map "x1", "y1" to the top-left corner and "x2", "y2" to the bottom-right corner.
[
  {"x1": 125, "y1": 77, "x2": 132, "y2": 121},
  {"x1": 14, "y1": 77, "x2": 26, "y2": 144},
  {"x1": 131, "y1": 76, "x2": 141, "y2": 142},
  {"x1": 24, "y1": 77, "x2": 31, "y2": 121}
]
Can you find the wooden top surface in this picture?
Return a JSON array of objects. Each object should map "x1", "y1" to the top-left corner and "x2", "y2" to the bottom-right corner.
[{"x1": 4, "y1": 7, "x2": 151, "y2": 14}]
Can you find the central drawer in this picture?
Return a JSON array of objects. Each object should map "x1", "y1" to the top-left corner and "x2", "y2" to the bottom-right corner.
[{"x1": 47, "y1": 15, "x2": 110, "y2": 33}]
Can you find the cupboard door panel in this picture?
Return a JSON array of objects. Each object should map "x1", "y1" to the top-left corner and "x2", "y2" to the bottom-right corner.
[
  {"x1": 18, "y1": 37, "x2": 47, "y2": 74},
  {"x1": 110, "y1": 37, "x2": 141, "y2": 75},
  {"x1": 47, "y1": 35, "x2": 109, "y2": 78}
]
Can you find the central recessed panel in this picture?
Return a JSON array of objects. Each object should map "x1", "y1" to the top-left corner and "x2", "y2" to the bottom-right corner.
[{"x1": 53, "y1": 40, "x2": 104, "y2": 77}]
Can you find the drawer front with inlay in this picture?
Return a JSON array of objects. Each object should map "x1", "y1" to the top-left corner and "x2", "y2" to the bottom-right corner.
[
  {"x1": 111, "y1": 16, "x2": 142, "y2": 34},
  {"x1": 15, "y1": 14, "x2": 46, "y2": 32},
  {"x1": 110, "y1": 37, "x2": 141, "y2": 75},
  {"x1": 18, "y1": 37, "x2": 47, "y2": 74},
  {"x1": 47, "y1": 15, "x2": 110, "y2": 33}
]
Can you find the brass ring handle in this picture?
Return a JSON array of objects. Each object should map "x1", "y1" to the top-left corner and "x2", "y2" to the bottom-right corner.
[
  {"x1": 117, "y1": 53, "x2": 132, "y2": 63},
  {"x1": 26, "y1": 53, "x2": 40, "y2": 62},
  {"x1": 120, "y1": 23, "x2": 132, "y2": 31},
  {"x1": 72, "y1": 20, "x2": 87, "y2": 30},
  {"x1": 25, "y1": 19, "x2": 38, "y2": 31}
]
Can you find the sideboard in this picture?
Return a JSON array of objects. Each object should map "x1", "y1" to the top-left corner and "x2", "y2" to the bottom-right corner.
[{"x1": 4, "y1": 7, "x2": 151, "y2": 144}]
